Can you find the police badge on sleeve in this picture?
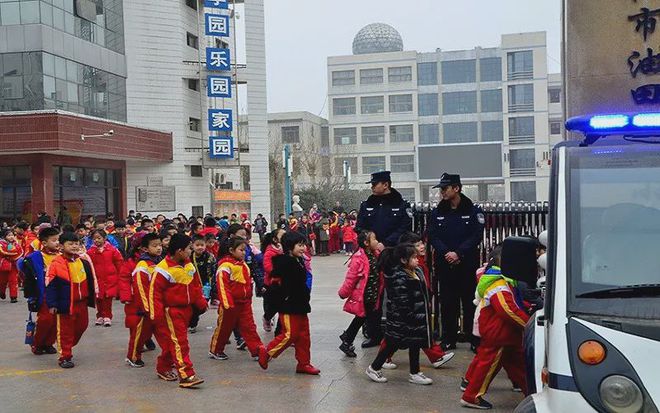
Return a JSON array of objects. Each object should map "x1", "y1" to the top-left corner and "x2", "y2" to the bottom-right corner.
[{"x1": 477, "y1": 213, "x2": 485, "y2": 224}]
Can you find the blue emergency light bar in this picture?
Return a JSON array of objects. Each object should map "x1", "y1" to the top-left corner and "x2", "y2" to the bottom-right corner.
[{"x1": 566, "y1": 113, "x2": 660, "y2": 136}]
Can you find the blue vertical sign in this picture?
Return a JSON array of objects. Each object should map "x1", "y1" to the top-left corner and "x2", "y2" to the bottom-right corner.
[
  {"x1": 207, "y1": 75, "x2": 232, "y2": 98},
  {"x1": 205, "y1": 14, "x2": 230, "y2": 37},
  {"x1": 209, "y1": 137, "x2": 234, "y2": 158},
  {"x1": 204, "y1": 0, "x2": 229, "y2": 9},
  {"x1": 206, "y1": 48, "x2": 231, "y2": 71},
  {"x1": 208, "y1": 109, "x2": 233, "y2": 131}
]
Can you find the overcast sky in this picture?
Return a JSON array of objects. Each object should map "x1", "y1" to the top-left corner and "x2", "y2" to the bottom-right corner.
[{"x1": 244, "y1": 1, "x2": 562, "y2": 116}]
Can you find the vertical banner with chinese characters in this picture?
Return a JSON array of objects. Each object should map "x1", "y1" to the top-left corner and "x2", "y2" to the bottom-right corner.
[{"x1": 204, "y1": 0, "x2": 233, "y2": 158}]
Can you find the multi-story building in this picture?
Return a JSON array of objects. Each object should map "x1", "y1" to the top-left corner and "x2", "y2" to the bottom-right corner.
[{"x1": 327, "y1": 24, "x2": 562, "y2": 202}]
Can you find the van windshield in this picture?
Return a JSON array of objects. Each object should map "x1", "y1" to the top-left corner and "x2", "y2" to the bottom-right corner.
[{"x1": 568, "y1": 144, "x2": 660, "y2": 319}]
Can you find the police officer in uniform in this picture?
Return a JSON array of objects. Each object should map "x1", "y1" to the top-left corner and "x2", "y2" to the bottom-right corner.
[
  {"x1": 355, "y1": 170, "x2": 412, "y2": 347},
  {"x1": 428, "y1": 173, "x2": 485, "y2": 352}
]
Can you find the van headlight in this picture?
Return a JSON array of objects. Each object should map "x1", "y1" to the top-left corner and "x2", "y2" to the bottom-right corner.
[{"x1": 599, "y1": 375, "x2": 643, "y2": 413}]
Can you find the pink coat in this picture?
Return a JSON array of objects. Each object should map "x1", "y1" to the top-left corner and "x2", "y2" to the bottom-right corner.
[{"x1": 338, "y1": 248, "x2": 370, "y2": 317}]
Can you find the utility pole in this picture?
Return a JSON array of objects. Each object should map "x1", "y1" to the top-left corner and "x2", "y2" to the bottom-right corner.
[
  {"x1": 283, "y1": 144, "x2": 293, "y2": 215},
  {"x1": 343, "y1": 160, "x2": 351, "y2": 191}
]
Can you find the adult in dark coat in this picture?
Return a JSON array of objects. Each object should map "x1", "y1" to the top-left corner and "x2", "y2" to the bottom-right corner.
[{"x1": 428, "y1": 173, "x2": 485, "y2": 351}]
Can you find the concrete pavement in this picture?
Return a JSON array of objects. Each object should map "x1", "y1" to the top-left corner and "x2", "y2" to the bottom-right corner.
[{"x1": 0, "y1": 254, "x2": 523, "y2": 412}]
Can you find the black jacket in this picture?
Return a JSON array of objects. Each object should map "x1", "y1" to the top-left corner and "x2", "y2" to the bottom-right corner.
[
  {"x1": 355, "y1": 188, "x2": 412, "y2": 247},
  {"x1": 384, "y1": 266, "x2": 432, "y2": 348},
  {"x1": 271, "y1": 254, "x2": 310, "y2": 314},
  {"x1": 429, "y1": 193, "x2": 484, "y2": 266}
]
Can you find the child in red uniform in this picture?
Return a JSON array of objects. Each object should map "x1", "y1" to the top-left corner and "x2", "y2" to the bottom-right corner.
[
  {"x1": 0, "y1": 228, "x2": 23, "y2": 302},
  {"x1": 341, "y1": 220, "x2": 357, "y2": 256},
  {"x1": 88, "y1": 229, "x2": 123, "y2": 327},
  {"x1": 45, "y1": 232, "x2": 96, "y2": 368},
  {"x1": 209, "y1": 237, "x2": 263, "y2": 360},
  {"x1": 150, "y1": 234, "x2": 207, "y2": 388},
  {"x1": 258, "y1": 231, "x2": 320, "y2": 375},
  {"x1": 328, "y1": 213, "x2": 340, "y2": 253},
  {"x1": 119, "y1": 233, "x2": 162, "y2": 368}
]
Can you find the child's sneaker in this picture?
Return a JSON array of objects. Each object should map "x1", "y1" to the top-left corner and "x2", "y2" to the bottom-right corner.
[
  {"x1": 511, "y1": 383, "x2": 523, "y2": 392},
  {"x1": 366, "y1": 365, "x2": 387, "y2": 383},
  {"x1": 339, "y1": 342, "x2": 357, "y2": 357},
  {"x1": 382, "y1": 361, "x2": 398, "y2": 370},
  {"x1": 59, "y1": 359, "x2": 75, "y2": 369},
  {"x1": 460, "y1": 377, "x2": 469, "y2": 391},
  {"x1": 296, "y1": 364, "x2": 320, "y2": 375},
  {"x1": 179, "y1": 375, "x2": 204, "y2": 388},
  {"x1": 156, "y1": 371, "x2": 178, "y2": 381},
  {"x1": 258, "y1": 346, "x2": 269, "y2": 370},
  {"x1": 31, "y1": 346, "x2": 46, "y2": 355},
  {"x1": 125, "y1": 358, "x2": 145, "y2": 368},
  {"x1": 460, "y1": 397, "x2": 493, "y2": 410},
  {"x1": 189, "y1": 326, "x2": 197, "y2": 334},
  {"x1": 262, "y1": 316, "x2": 272, "y2": 332},
  {"x1": 409, "y1": 372, "x2": 433, "y2": 385},
  {"x1": 95, "y1": 317, "x2": 103, "y2": 326},
  {"x1": 208, "y1": 351, "x2": 228, "y2": 360},
  {"x1": 10, "y1": 298, "x2": 17, "y2": 303},
  {"x1": 432, "y1": 352, "x2": 455, "y2": 368},
  {"x1": 103, "y1": 318, "x2": 112, "y2": 327},
  {"x1": 236, "y1": 337, "x2": 247, "y2": 350},
  {"x1": 44, "y1": 345, "x2": 57, "y2": 354},
  {"x1": 144, "y1": 338, "x2": 156, "y2": 351}
]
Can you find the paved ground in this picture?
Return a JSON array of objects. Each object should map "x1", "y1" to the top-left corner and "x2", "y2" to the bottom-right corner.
[{"x1": 0, "y1": 254, "x2": 522, "y2": 412}]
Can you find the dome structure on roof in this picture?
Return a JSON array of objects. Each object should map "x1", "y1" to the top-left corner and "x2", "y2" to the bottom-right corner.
[{"x1": 352, "y1": 23, "x2": 404, "y2": 55}]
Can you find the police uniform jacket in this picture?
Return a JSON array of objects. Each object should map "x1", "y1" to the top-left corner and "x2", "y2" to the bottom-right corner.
[
  {"x1": 355, "y1": 188, "x2": 411, "y2": 247},
  {"x1": 429, "y1": 193, "x2": 485, "y2": 265}
]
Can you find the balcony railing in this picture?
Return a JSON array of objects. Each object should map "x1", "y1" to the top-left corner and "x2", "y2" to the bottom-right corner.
[
  {"x1": 508, "y1": 103, "x2": 534, "y2": 113},
  {"x1": 507, "y1": 70, "x2": 533, "y2": 81},
  {"x1": 510, "y1": 167, "x2": 536, "y2": 177},
  {"x1": 509, "y1": 135, "x2": 535, "y2": 145}
]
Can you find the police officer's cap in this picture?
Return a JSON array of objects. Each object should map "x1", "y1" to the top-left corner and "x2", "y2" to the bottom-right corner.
[
  {"x1": 432, "y1": 173, "x2": 461, "y2": 189},
  {"x1": 365, "y1": 170, "x2": 391, "y2": 184}
]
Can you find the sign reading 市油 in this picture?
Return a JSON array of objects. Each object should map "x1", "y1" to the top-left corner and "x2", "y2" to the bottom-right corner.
[
  {"x1": 209, "y1": 136, "x2": 234, "y2": 158},
  {"x1": 204, "y1": 0, "x2": 228, "y2": 9},
  {"x1": 208, "y1": 109, "x2": 233, "y2": 131},
  {"x1": 205, "y1": 14, "x2": 230, "y2": 37},
  {"x1": 207, "y1": 75, "x2": 232, "y2": 98}
]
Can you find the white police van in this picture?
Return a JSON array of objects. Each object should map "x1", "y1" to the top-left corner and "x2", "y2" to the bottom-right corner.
[{"x1": 516, "y1": 113, "x2": 660, "y2": 413}]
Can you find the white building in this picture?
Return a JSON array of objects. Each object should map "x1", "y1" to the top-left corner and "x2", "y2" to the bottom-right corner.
[{"x1": 327, "y1": 25, "x2": 562, "y2": 202}]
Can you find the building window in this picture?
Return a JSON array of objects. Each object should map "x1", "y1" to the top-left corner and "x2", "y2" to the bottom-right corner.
[
  {"x1": 360, "y1": 68, "x2": 383, "y2": 84},
  {"x1": 418, "y1": 93, "x2": 439, "y2": 116},
  {"x1": 388, "y1": 66, "x2": 412, "y2": 82},
  {"x1": 487, "y1": 184, "x2": 505, "y2": 201},
  {"x1": 391, "y1": 155, "x2": 414, "y2": 173},
  {"x1": 388, "y1": 94, "x2": 413, "y2": 113},
  {"x1": 549, "y1": 120, "x2": 562, "y2": 135},
  {"x1": 215, "y1": 38, "x2": 229, "y2": 49},
  {"x1": 507, "y1": 51, "x2": 533, "y2": 80},
  {"x1": 441, "y1": 59, "x2": 476, "y2": 84},
  {"x1": 362, "y1": 156, "x2": 386, "y2": 174},
  {"x1": 511, "y1": 181, "x2": 536, "y2": 201},
  {"x1": 332, "y1": 70, "x2": 355, "y2": 86},
  {"x1": 509, "y1": 116, "x2": 535, "y2": 144},
  {"x1": 548, "y1": 87, "x2": 561, "y2": 103},
  {"x1": 334, "y1": 157, "x2": 357, "y2": 175},
  {"x1": 0, "y1": 166, "x2": 31, "y2": 222},
  {"x1": 321, "y1": 126, "x2": 329, "y2": 147},
  {"x1": 281, "y1": 126, "x2": 300, "y2": 144},
  {"x1": 332, "y1": 97, "x2": 356, "y2": 115},
  {"x1": 185, "y1": 0, "x2": 198, "y2": 10},
  {"x1": 186, "y1": 32, "x2": 199, "y2": 49},
  {"x1": 508, "y1": 84, "x2": 534, "y2": 112},
  {"x1": 390, "y1": 124, "x2": 413, "y2": 143},
  {"x1": 442, "y1": 91, "x2": 477, "y2": 115},
  {"x1": 398, "y1": 188, "x2": 415, "y2": 202},
  {"x1": 417, "y1": 62, "x2": 437, "y2": 86},
  {"x1": 482, "y1": 121, "x2": 503, "y2": 142},
  {"x1": 509, "y1": 149, "x2": 536, "y2": 176},
  {"x1": 189, "y1": 117, "x2": 200, "y2": 132},
  {"x1": 187, "y1": 78, "x2": 199, "y2": 91},
  {"x1": 361, "y1": 126, "x2": 385, "y2": 144},
  {"x1": 480, "y1": 89, "x2": 502, "y2": 113},
  {"x1": 53, "y1": 166, "x2": 120, "y2": 219},
  {"x1": 480, "y1": 57, "x2": 502, "y2": 82},
  {"x1": 333, "y1": 127, "x2": 357, "y2": 145},
  {"x1": 443, "y1": 122, "x2": 478, "y2": 144},
  {"x1": 419, "y1": 124, "x2": 439, "y2": 145},
  {"x1": 190, "y1": 165, "x2": 203, "y2": 177},
  {"x1": 360, "y1": 96, "x2": 384, "y2": 114}
]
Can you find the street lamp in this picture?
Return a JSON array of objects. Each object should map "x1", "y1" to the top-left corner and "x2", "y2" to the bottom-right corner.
[{"x1": 81, "y1": 129, "x2": 114, "y2": 141}]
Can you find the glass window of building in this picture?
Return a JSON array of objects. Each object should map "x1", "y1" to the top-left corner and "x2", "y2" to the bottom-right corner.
[
  {"x1": 186, "y1": 32, "x2": 199, "y2": 49},
  {"x1": 389, "y1": 94, "x2": 413, "y2": 113},
  {"x1": 187, "y1": 78, "x2": 199, "y2": 91},
  {"x1": 333, "y1": 97, "x2": 356, "y2": 116},
  {"x1": 480, "y1": 57, "x2": 502, "y2": 82},
  {"x1": 511, "y1": 181, "x2": 536, "y2": 201},
  {"x1": 487, "y1": 184, "x2": 505, "y2": 201},
  {"x1": 20, "y1": 1, "x2": 40, "y2": 24},
  {"x1": 482, "y1": 121, "x2": 503, "y2": 142},
  {"x1": 442, "y1": 91, "x2": 477, "y2": 115},
  {"x1": 509, "y1": 116, "x2": 535, "y2": 139},
  {"x1": 390, "y1": 124, "x2": 413, "y2": 143},
  {"x1": 441, "y1": 59, "x2": 476, "y2": 84},
  {"x1": 508, "y1": 84, "x2": 534, "y2": 112},
  {"x1": 509, "y1": 149, "x2": 536, "y2": 176},
  {"x1": 281, "y1": 126, "x2": 300, "y2": 144},
  {"x1": 0, "y1": 166, "x2": 31, "y2": 222},
  {"x1": 391, "y1": 155, "x2": 415, "y2": 173},
  {"x1": 418, "y1": 93, "x2": 439, "y2": 116},
  {"x1": 186, "y1": 0, "x2": 198, "y2": 9},
  {"x1": 388, "y1": 66, "x2": 412, "y2": 82},
  {"x1": 417, "y1": 62, "x2": 437, "y2": 86},
  {"x1": 443, "y1": 122, "x2": 478, "y2": 144},
  {"x1": 360, "y1": 96, "x2": 384, "y2": 114},
  {"x1": 548, "y1": 87, "x2": 561, "y2": 103},
  {"x1": 53, "y1": 166, "x2": 121, "y2": 219},
  {"x1": 334, "y1": 157, "x2": 357, "y2": 175},
  {"x1": 362, "y1": 156, "x2": 386, "y2": 174},
  {"x1": 189, "y1": 117, "x2": 200, "y2": 132},
  {"x1": 333, "y1": 127, "x2": 357, "y2": 145},
  {"x1": 321, "y1": 126, "x2": 329, "y2": 148},
  {"x1": 332, "y1": 70, "x2": 355, "y2": 86},
  {"x1": 0, "y1": 3, "x2": 20, "y2": 25},
  {"x1": 480, "y1": 89, "x2": 502, "y2": 112},
  {"x1": 507, "y1": 51, "x2": 533, "y2": 79},
  {"x1": 419, "y1": 124, "x2": 440, "y2": 145},
  {"x1": 360, "y1": 68, "x2": 383, "y2": 85},
  {"x1": 550, "y1": 120, "x2": 562, "y2": 135},
  {"x1": 397, "y1": 188, "x2": 416, "y2": 202},
  {"x1": 361, "y1": 126, "x2": 385, "y2": 144}
]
